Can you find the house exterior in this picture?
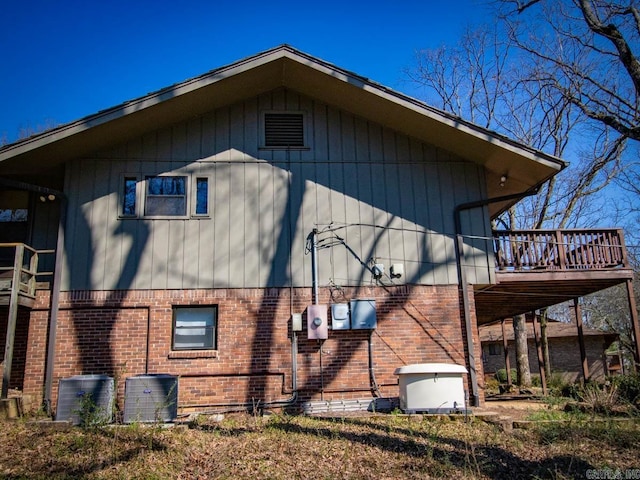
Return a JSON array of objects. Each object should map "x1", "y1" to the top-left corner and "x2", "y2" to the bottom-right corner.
[
  {"x1": 0, "y1": 46, "x2": 636, "y2": 415},
  {"x1": 480, "y1": 319, "x2": 619, "y2": 382}
]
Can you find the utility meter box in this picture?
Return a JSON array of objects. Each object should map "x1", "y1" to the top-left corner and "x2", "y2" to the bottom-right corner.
[
  {"x1": 331, "y1": 303, "x2": 350, "y2": 330},
  {"x1": 350, "y1": 299, "x2": 377, "y2": 329},
  {"x1": 307, "y1": 304, "x2": 328, "y2": 340}
]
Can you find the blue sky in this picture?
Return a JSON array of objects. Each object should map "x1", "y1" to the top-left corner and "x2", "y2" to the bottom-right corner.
[{"x1": 0, "y1": 0, "x2": 490, "y2": 143}]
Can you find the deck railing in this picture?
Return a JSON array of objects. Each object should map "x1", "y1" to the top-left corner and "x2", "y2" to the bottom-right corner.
[
  {"x1": 493, "y1": 229, "x2": 629, "y2": 272},
  {"x1": 0, "y1": 243, "x2": 54, "y2": 299}
]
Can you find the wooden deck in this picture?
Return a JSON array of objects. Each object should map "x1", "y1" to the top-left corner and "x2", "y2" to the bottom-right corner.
[
  {"x1": 0, "y1": 244, "x2": 53, "y2": 308},
  {"x1": 474, "y1": 229, "x2": 634, "y2": 324}
]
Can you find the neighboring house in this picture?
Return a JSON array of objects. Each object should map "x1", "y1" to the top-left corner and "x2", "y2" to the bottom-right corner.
[
  {"x1": 480, "y1": 319, "x2": 619, "y2": 382},
  {"x1": 0, "y1": 46, "x2": 637, "y2": 415}
]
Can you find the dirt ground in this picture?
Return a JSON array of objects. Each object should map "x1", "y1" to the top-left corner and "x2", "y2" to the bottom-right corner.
[{"x1": 477, "y1": 397, "x2": 550, "y2": 421}]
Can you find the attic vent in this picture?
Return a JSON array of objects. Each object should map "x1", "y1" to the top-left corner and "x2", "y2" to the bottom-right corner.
[{"x1": 264, "y1": 113, "x2": 304, "y2": 147}]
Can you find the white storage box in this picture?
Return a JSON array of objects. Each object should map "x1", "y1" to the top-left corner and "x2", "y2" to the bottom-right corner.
[{"x1": 394, "y1": 363, "x2": 467, "y2": 413}]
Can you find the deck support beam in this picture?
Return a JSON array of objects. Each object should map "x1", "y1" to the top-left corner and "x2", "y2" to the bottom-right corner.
[
  {"x1": 573, "y1": 298, "x2": 590, "y2": 382},
  {"x1": 626, "y1": 279, "x2": 640, "y2": 370},
  {"x1": 530, "y1": 311, "x2": 548, "y2": 395},
  {"x1": 501, "y1": 318, "x2": 512, "y2": 385}
]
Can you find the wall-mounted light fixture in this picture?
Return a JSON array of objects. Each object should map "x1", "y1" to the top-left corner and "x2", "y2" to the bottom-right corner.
[
  {"x1": 39, "y1": 194, "x2": 57, "y2": 202},
  {"x1": 499, "y1": 175, "x2": 508, "y2": 188}
]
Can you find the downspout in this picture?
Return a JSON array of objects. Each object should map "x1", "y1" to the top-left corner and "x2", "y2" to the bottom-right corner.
[
  {"x1": 311, "y1": 228, "x2": 319, "y2": 305},
  {"x1": 0, "y1": 177, "x2": 66, "y2": 415},
  {"x1": 368, "y1": 330, "x2": 382, "y2": 397},
  {"x1": 454, "y1": 187, "x2": 539, "y2": 407},
  {"x1": 44, "y1": 196, "x2": 66, "y2": 414},
  {"x1": 309, "y1": 228, "x2": 325, "y2": 400}
]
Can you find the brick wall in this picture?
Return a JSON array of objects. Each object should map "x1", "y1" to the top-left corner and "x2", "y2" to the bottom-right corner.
[
  {"x1": 21, "y1": 284, "x2": 484, "y2": 413},
  {"x1": 483, "y1": 336, "x2": 609, "y2": 382}
]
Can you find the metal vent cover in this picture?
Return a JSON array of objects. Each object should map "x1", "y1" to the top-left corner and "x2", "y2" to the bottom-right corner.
[
  {"x1": 123, "y1": 374, "x2": 178, "y2": 423},
  {"x1": 56, "y1": 375, "x2": 114, "y2": 425},
  {"x1": 264, "y1": 113, "x2": 304, "y2": 147}
]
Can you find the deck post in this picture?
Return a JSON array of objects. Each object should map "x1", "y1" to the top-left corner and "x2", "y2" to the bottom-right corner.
[
  {"x1": 625, "y1": 279, "x2": 640, "y2": 370},
  {"x1": 1, "y1": 245, "x2": 24, "y2": 399},
  {"x1": 554, "y1": 230, "x2": 566, "y2": 269},
  {"x1": 573, "y1": 298, "x2": 590, "y2": 382},
  {"x1": 530, "y1": 312, "x2": 548, "y2": 395},
  {"x1": 501, "y1": 319, "x2": 512, "y2": 385}
]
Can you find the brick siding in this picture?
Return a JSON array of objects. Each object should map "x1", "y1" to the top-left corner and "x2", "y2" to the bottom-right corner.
[
  {"x1": 19, "y1": 285, "x2": 484, "y2": 413},
  {"x1": 483, "y1": 336, "x2": 609, "y2": 382}
]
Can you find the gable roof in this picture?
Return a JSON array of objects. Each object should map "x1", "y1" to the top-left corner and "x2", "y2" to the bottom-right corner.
[{"x1": 0, "y1": 45, "x2": 565, "y2": 214}]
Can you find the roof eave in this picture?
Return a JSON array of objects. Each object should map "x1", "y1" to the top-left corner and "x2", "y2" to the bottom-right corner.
[{"x1": 0, "y1": 45, "x2": 566, "y2": 201}]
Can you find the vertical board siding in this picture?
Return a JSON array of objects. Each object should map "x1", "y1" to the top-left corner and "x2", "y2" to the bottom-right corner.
[{"x1": 63, "y1": 89, "x2": 492, "y2": 291}]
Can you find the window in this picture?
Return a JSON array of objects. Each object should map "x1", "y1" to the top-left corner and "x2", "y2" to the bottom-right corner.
[
  {"x1": 172, "y1": 306, "x2": 217, "y2": 350},
  {"x1": 145, "y1": 176, "x2": 187, "y2": 216},
  {"x1": 488, "y1": 343, "x2": 501, "y2": 356},
  {"x1": 262, "y1": 112, "x2": 305, "y2": 148},
  {"x1": 0, "y1": 190, "x2": 28, "y2": 222},
  {"x1": 120, "y1": 174, "x2": 210, "y2": 219},
  {"x1": 194, "y1": 177, "x2": 209, "y2": 215},
  {"x1": 0, "y1": 209, "x2": 27, "y2": 222},
  {"x1": 122, "y1": 177, "x2": 138, "y2": 216}
]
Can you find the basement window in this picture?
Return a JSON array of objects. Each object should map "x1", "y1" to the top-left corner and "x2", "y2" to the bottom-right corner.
[
  {"x1": 262, "y1": 112, "x2": 306, "y2": 148},
  {"x1": 172, "y1": 306, "x2": 217, "y2": 350},
  {"x1": 488, "y1": 343, "x2": 501, "y2": 356}
]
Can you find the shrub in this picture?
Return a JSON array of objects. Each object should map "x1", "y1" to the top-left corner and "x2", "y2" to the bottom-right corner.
[
  {"x1": 612, "y1": 373, "x2": 640, "y2": 406},
  {"x1": 495, "y1": 368, "x2": 517, "y2": 384},
  {"x1": 560, "y1": 383, "x2": 581, "y2": 400},
  {"x1": 485, "y1": 376, "x2": 500, "y2": 394},
  {"x1": 579, "y1": 383, "x2": 619, "y2": 414},
  {"x1": 546, "y1": 371, "x2": 578, "y2": 398}
]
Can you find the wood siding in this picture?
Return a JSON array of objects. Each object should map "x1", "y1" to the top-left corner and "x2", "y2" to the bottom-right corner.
[{"x1": 61, "y1": 89, "x2": 492, "y2": 291}]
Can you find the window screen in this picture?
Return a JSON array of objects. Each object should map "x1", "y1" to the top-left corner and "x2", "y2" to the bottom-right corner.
[{"x1": 173, "y1": 306, "x2": 217, "y2": 350}]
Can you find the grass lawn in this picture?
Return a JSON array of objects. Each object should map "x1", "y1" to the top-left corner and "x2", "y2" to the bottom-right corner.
[{"x1": 1, "y1": 412, "x2": 638, "y2": 479}]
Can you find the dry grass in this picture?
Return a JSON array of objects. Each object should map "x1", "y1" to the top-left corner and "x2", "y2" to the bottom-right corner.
[{"x1": 0, "y1": 412, "x2": 638, "y2": 479}]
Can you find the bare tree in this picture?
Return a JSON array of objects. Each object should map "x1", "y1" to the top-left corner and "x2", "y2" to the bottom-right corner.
[
  {"x1": 497, "y1": 0, "x2": 640, "y2": 368},
  {"x1": 407, "y1": 4, "x2": 636, "y2": 386},
  {"x1": 499, "y1": 0, "x2": 640, "y2": 141},
  {"x1": 0, "y1": 119, "x2": 60, "y2": 147}
]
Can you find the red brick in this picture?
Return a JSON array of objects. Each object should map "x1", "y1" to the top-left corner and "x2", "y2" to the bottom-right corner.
[{"x1": 15, "y1": 285, "x2": 484, "y2": 413}]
